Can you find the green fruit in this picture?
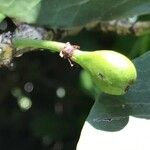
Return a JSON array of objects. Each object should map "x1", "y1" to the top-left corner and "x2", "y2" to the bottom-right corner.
[{"x1": 71, "y1": 50, "x2": 137, "y2": 95}]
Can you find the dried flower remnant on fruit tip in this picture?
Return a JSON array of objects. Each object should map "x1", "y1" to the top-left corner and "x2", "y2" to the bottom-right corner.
[
  {"x1": 59, "y1": 42, "x2": 80, "y2": 67},
  {"x1": 124, "y1": 79, "x2": 135, "y2": 93}
]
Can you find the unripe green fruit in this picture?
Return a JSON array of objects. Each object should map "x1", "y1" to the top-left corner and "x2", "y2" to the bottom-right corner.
[{"x1": 71, "y1": 50, "x2": 137, "y2": 95}]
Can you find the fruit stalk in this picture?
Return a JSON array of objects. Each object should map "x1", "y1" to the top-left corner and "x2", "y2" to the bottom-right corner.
[{"x1": 13, "y1": 38, "x2": 66, "y2": 53}]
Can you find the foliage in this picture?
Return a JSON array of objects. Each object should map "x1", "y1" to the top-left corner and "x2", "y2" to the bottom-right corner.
[
  {"x1": 0, "y1": 0, "x2": 150, "y2": 28},
  {"x1": 0, "y1": 0, "x2": 150, "y2": 150}
]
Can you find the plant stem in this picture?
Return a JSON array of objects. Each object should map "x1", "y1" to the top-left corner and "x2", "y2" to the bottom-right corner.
[
  {"x1": 0, "y1": 38, "x2": 78, "y2": 66},
  {"x1": 13, "y1": 38, "x2": 66, "y2": 53}
]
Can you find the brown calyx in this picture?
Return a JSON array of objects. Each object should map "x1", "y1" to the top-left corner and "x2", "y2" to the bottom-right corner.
[
  {"x1": 59, "y1": 42, "x2": 80, "y2": 67},
  {"x1": 59, "y1": 42, "x2": 80, "y2": 59}
]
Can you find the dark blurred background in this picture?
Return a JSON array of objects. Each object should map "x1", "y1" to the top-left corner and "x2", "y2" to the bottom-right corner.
[{"x1": 0, "y1": 17, "x2": 150, "y2": 150}]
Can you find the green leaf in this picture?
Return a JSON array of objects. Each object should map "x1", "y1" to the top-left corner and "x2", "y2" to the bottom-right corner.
[
  {"x1": 0, "y1": 0, "x2": 150, "y2": 28},
  {"x1": 87, "y1": 95, "x2": 129, "y2": 131},
  {"x1": 84, "y1": 50, "x2": 150, "y2": 132},
  {"x1": 130, "y1": 34, "x2": 150, "y2": 58},
  {"x1": 79, "y1": 70, "x2": 101, "y2": 98},
  {"x1": 77, "y1": 51, "x2": 150, "y2": 149},
  {"x1": 86, "y1": 51, "x2": 150, "y2": 132}
]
